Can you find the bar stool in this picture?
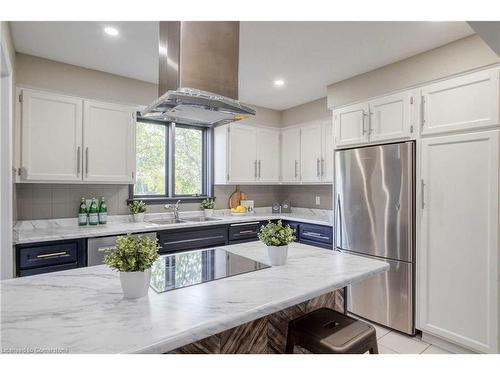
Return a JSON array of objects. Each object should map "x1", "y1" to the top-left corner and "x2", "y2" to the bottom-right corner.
[{"x1": 285, "y1": 308, "x2": 378, "y2": 354}]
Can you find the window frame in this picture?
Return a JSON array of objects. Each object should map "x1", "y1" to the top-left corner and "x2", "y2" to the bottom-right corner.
[{"x1": 129, "y1": 118, "x2": 214, "y2": 204}]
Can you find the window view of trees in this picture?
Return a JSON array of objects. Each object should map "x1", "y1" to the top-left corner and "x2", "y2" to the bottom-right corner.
[
  {"x1": 134, "y1": 122, "x2": 206, "y2": 198},
  {"x1": 134, "y1": 122, "x2": 166, "y2": 196},
  {"x1": 174, "y1": 126, "x2": 203, "y2": 196}
]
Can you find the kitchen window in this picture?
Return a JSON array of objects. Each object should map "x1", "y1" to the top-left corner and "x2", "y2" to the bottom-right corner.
[{"x1": 131, "y1": 119, "x2": 212, "y2": 202}]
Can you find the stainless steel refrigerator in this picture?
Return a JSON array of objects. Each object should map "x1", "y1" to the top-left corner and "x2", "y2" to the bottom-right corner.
[{"x1": 335, "y1": 141, "x2": 415, "y2": 335}]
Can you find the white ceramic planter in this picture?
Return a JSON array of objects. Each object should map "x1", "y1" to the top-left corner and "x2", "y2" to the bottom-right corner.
[
  {"x1": 119, "y1": 268, "x2": 151, "y2": 299},
  {"x1": 267, "y1": 245, "x2": 289, "y2": 266},
  {"x1": 133, "y1": 213, "x2": 145, "y2": 222},
  {"x1": 204, "y1": 209, "x2": 214, "y2": 217}
]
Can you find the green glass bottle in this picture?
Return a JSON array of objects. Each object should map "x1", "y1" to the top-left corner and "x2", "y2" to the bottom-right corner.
[
  {"x1": 78, "y1": 197, "x2": 88, "y2": 226},
  {"x1": 98, "y1": 197, "x2": 107, "y2": 225},
  {"x1": 88, "y1": 198, "x2": 99, "y2": 225}
]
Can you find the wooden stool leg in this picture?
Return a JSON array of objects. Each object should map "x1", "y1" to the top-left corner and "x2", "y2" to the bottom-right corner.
[
  {"x1": 368, "y1": 336, "x2": 379, "y2": 354},
  {"x1": 285, "y1": 330, "x2": 295, "y2": 354}
]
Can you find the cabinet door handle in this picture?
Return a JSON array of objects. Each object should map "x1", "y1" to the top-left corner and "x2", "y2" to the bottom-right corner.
[
  {"x1": 421, "y1": 179, "x2": 425, "y2": 209},
  {"x1": 77, "y1": 146, "x2": 81, "y2": 175},
  {"x1": 36, "y1": 251, "x2": 69, "y2": 259},
  {"x1": 316, "y1": 158, "x2": 320, "y2": 177},
  {"x1": 254, "y1": 160, "x2": 258, "y2": 179},
  {"x1": 321, "y1": 158, "x2": 325, "y2": 177},
  {"x1": 294, "y1": 160, "x2": 298, "y2": 179},
  {"x1": 85, "y1": 147, "x2": 89, "y2": 176},
  {"x1": 362, "y1": 112, "x2": 368, "y2": 135},
  {"x1": 368, "y1": 111, "x2": 374, "y2": 134},
  {"x1": 258, "y1": 160, "x2": 261, "y2": 178}
]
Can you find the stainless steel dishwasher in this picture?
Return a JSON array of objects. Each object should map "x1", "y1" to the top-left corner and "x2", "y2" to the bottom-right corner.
[{"x1": 87, "y1": 232, "x2": 157, "y2": 266}]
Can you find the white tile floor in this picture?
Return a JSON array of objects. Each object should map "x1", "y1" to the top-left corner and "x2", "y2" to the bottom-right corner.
[{"x1": 358, "y1": 318, "x2": 453, "y2": 354}]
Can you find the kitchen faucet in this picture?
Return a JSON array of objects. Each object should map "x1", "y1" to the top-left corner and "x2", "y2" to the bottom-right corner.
[{"x1": 165, "y1": 200, "x2": 181, "y2": 220}]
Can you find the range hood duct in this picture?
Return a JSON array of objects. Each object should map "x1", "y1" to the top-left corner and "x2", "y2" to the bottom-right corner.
[{"x1": 140, "y1": 21, "x2": 255, "y2": 126}]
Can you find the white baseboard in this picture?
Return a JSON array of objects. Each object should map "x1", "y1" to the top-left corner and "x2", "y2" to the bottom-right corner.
[{"x1": 421, "y1": 332, "x2": 478, "y2": 354}]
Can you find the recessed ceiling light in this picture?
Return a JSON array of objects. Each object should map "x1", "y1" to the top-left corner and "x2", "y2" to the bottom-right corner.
[
  {"x1": 104, "y1": 26, "x2": 119, "y2": 36},
  {"x1": 274, "y1": 79, "x2": 285, "y2": 87}
]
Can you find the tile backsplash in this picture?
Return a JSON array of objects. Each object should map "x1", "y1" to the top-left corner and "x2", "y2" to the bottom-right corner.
[
  {"x1": 16, "y1": 183, "x2": 333, "y2": 221},
  {"x1": 16, "y1": 184, "x2": 130, "y2": 220}
]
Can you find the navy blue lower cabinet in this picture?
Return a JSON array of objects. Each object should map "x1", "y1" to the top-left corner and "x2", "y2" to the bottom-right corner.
[
  {"x1": 228, "y1": 221, "x2": 271, "y2": 244},
  {"x1": 16, "y1": 238, "x2": 86, "y2": 277},
  {"x1": 299, "y1": 223, "x2": 333, "y2": 249},
  {"x1": 158, "y1": 225, "x2": 228, "y2": 253},
  {"x1": 283, "y1": 221, "x2": 333, "y2": 250}
]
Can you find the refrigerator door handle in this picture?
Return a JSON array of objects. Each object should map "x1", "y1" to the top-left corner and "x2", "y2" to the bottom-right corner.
[{"x1": 421, "y1": 179, "x2": 425, "y2": 209}]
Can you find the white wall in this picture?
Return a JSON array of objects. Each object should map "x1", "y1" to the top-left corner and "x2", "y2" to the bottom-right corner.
[
  {"x1": 281, "y1": 97, "x2": 330, "y2": 127},
  {"x1": 1, "y1": 21, "x2": 16, "y2": 279},
  {"x1": 327, "y1": 35, "x2": 500, "y2": 108}
]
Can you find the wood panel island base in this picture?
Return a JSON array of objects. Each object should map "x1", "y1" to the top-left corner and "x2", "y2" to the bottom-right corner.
[{"x1": 170, "y1": 290, "x2": 343, "y2": 354}]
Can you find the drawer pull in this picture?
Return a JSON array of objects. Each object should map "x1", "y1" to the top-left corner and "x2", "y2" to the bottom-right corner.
[
  {"x1": 238, "y1": 230, "x2": 256, "y2": 234},
  {"x1": 36, "y1": 251, "x2": 69, "y2": 259},
  {"x1": 230, "y1": 222, "x2": 260, "y2": 226},
  {"x1": 162, "y1": 235, "x2": 225, "y2": 245},
  {"x1": 303, "y1": 231, "x2": 328, "y2": 239}
]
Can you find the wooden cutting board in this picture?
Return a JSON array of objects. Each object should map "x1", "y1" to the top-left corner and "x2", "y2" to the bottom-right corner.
[{"x1": 228, "y1": 185, "x2": 248, "y2": 209}]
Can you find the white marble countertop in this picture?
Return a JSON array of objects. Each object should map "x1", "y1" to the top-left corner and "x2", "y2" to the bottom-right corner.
[
  {"x1": 0, "y1": 241, "x2": 388, "y2": 354},
  {"x1": 13, "y1": 207, "x2": 333, "y2": 245}
]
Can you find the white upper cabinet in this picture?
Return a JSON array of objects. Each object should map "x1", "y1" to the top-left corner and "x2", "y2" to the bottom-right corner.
[
  {"x1": 300, "y1": 122, "x2": 322, "y2": 183},
  {"x1": 20, "y1": 89, "x2": 83, "y2": 181},
  {"x1": 281, "y1": 127, "x2": 301, "y2": 182},
  {"x1": 227, "y1": 124, "x2": 258, "y2": 183},
  {"x1": 368, "y1": 91, "x2": 412, "y2": 142},
  {"x1": 419, "y1": 130, "x2": 499, "y2": 353},
  {"x1": 17, "y1": 87, "x2": 137, "y2": 184},
  {"x1": 421, "y1": 70, "x2": 500, "y2": 135},
  {"x1": 333, "y1": 91, "x2": 414, "y2": 148},
  {"x1": 333, "y1": 103, "x2": 368, "y2": 147},
  {"x1": 83, "y1": 100, "x2": 136, "y2": 183},
  {"x1": 321, "y1": 119, "x2": 334, "y2": 182},
  {"x1": 256, "y1": 127, "x2": 280, "y2": 182}
]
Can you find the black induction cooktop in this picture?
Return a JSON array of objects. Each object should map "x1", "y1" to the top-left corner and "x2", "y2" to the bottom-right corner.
[{"x1": 150, "y1": 248, "x2": 270, "y2": 293}]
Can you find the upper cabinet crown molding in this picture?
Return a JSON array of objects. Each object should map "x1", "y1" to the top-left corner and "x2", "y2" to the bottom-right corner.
[{"x1": 16, "y1": 87, "x2": 137, "y2": 184}]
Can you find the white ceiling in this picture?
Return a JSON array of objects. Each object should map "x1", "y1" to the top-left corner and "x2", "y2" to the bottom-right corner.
[
  {"x1": 11, "y1": 21, "x2": 474, "y2": 110},
  {"x1": 11, "y1": 21, "x2": 159, "y2": 83}
]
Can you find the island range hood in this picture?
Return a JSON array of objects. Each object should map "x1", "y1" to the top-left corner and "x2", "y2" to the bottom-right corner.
[{"x1": 140, "y1": 21, "x2": 255, "y2": 126}]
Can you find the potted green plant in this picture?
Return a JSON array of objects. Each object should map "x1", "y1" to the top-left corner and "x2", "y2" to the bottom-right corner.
[
  {"x1": 104, "y1": 234, "x2": 160, "y2": 298},
  {"x1": 200, "y1": 198, "x2": 215, "y2": 217},
  {"x1": 258, "y1": 220, "x2": 296, "y2": 266},
  {"x1": 128, "y1": 200, "x2": 147, "y2": 222}
]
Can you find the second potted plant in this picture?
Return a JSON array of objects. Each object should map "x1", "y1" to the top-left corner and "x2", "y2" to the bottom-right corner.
[
  {"x1": 258, "y1": 220, "x2": 296, "y2": 266},
  {"x1": 104, "y1": 234, "x2": 160, "y2": 299},
  {"x1": 200, "y1": 198, "x2": 215, "y2": 217},
  {"x1": 128, "y1": 200, "x2": 147, "y2": 222}
]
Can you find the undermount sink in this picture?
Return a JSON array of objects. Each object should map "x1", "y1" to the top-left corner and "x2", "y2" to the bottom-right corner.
[
  {"x1": 147, "y1": 219, "x2": 186, "y2": 225},
  {"x1": 182, "y1": 217, "x2": 222, "y2": 222}
]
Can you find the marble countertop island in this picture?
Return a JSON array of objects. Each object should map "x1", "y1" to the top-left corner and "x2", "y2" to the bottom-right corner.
[
  {"x1": 0, "y1": 242, "x2": 388, "y2": 354},
  {"x1": 13, "y1": 207, "x2": 333, "y2": 245}
]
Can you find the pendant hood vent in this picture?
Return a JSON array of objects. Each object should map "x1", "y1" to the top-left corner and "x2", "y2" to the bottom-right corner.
[{"x1": 140, "y1": 22, "x2": 255, "y2": 126}]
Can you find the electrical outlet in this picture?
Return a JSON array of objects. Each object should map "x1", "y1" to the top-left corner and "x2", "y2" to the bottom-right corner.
[{"x1": 315, "y1": 196, "x2": 321, "y2": 205}]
